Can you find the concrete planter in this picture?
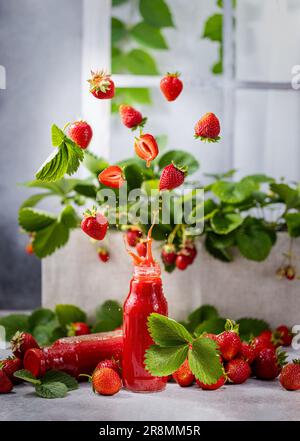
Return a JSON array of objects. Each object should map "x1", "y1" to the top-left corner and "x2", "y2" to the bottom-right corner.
[{"x1": 42, "y1": 230, "x2": 300, "y2": 327}]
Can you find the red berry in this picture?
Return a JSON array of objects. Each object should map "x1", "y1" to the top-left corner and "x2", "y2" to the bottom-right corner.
[
  {"x1": 280, "y1": 360, "x2": 300, "y2": 391},
  {"x1": 126, "y1": 229, "x2": 143, "y2": 247},
  {"x1": 217, "y1": 331, "x2": 241, "y2": 361},
  {"x1": 225, "y1": 358, "x2": 251, "y2": 384},
  {"x1": 253, "y1": 348, "x2": 287, "y2": 380},
  {"x1": 68, "y1": 120, "x2": 93, "y2": 149},
  {"x1": 276, "y1": 325, "x2": 293, "y2": 347},
  {"x1": 98, "y1": 165, "x2": 125, "y2": 189},
  {"x1": 95, "y1": 359, "x2": 121, "y2": 376},
  {"x1": 119, "y1": 105, "x2": 145, "y2": 129},
  {"x1": 204, "y1": 333, "x2": 218, "y2": 342},
  {"x1": 175, "y1": 254, "x2": 190, "y2": 271},
  {"x1": 134, "y1": 133, "x2": 159, "y2": 168},
  {"x1": 92, "y1": 367, "x2": 122, "y2": 396},
  {"x1": 159, "y1": 163, "x2": 186, "y2": 191},
  {"x1": 285, "y1": 265, "x2": 296, "y2": 280},
  {"x1": 25, "y1": 242, "x2": 34, "y2": 255},
  {"x1": 98, "y1": 248, "x2": 110, "y2": 263},
  {"x1": 161, "y1": 244, "x2": 177, "y2": 265},
  {"x1": 160, "y1": 72, "x2": 183, "y2": 102},
  {"x1": 81, "y1": 210, "x2": 108, "y2": 241},
  {"x1": 196, "y1": 376, "x2": 225, "y2": 390},
  {"x1": 11, "y1": 332, "x2": 40, "y2": 359},
  {"x1": 194, "y1": 112, "x2": 221, "y2": 142},
  {"x1": 67, "y1": 322, "x2": 90, "y2": 337},
  {"x1": 136, "y1": 241, "x2": 147, "y2": 257},
  {"x1": 88, "y1": 70, "x2": 115, "y2": 99},
  {"x1": 0, "y1": 370, "x2": 13, "y2": 394},
  {"x1": 251, "y1": 334, "x2": 275, "y2": 353},
  {"x1": 238, "y1": 342, "x2": 257, "y2": 365},
  {"x1": 172, "y1": 360, "x2": 194, "y2": 387},
  {"x1": 0, "y1": 357, "x2": 22, "y2": 383}
]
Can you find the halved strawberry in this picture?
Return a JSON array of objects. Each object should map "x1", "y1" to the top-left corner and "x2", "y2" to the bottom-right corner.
[
  {"x1": 134, "y1": 133, "x2": 159, "y2": 168},
  {"x1": 98, "y1": 165, "x2": 125, "y2": 189}
]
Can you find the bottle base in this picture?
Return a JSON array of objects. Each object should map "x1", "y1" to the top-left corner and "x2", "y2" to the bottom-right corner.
[{"x1": 125, "y1": 384, "x2": 166, "y2": 394}]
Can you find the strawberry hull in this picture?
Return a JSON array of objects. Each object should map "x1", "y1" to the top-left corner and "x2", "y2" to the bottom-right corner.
[{"x1": 24, "y1": 330, "x2": 123, "y2": 378}]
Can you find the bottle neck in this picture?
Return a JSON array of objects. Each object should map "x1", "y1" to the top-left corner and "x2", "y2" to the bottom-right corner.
[{"x1": 133, "y1": 263, "x2": 161, "y2": 281}]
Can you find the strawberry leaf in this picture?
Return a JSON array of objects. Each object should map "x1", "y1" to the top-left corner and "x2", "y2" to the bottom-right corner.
[
  {"x1": 144, "y1": 344, "x2": 189, "y2": 376},
  {"x1": 36, "y1": 143, "x2": 69, "y2": 182},
  {"x1": 51, "y1": 124, "x2": 65, "y2": 147},
  {"x1": 237, "y1": 318, "x2": 270, "y2": 341},
  {"x1": 194, "y1": 317, "x2": 226, "y2": 337},
  {"x1": 14, "y1": 369, "x2": 41, "y2": 385},
  {"x1": 42, "y1": 370, "x2": 78, "y2": 391},
  {"x1": 18, "y1": 208, "x2": 56, "y2": 232},
  {"x1": 65, "y1": 140, "x2": 84, "y2": 176},
  {"x1": 147, "y1": 313, "x2": 193, "y2": 347},
  {"x1": 55, "y1": 305, "x2": 86, "y2": 327},
  {"x1": 188, "y1": 337, "x2": 223, "y2": 385},
  {"x1": 35, "y1": 381, "x2": 68, "y2": 399},
  {"x1": 32, "y1": 219, "x2": 70, "y2": 258}
]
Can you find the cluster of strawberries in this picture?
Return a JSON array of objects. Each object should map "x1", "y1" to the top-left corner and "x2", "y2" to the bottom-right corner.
[
  {"x1": 161, "y1": 240, "x2": 197, "y2": 271},
  {"x1": 172, "y1": 321, "x2": 300, "y2": 391}
]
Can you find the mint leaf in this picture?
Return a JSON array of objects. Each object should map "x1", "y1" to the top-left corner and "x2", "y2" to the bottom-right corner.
[
  {"x1": 144, "y1": 345, "x2": 188, "y2": 376},
  {"x1": 211, "y1": 212, "x2": 243, "y2": 235},
  {"x1": 284, "y1": 212, "x2": 300, "y2": 238},
  {"x1": 140, "y1": 0, "x2": 174, "y2": 28},
  {"x1": 65, "y1": 140, "x2": 84, "y2": 176},
  {"x1": 188, "y1": 337, "x2": 223, "y2": 384},
  {"x1": 35, "y1": 381, "x2": 68, "y2": 399},
  {"x1": 42, "y1": 370, "x2": 78, "y2": 391},
  {"x1": 55, "y1": 305, "x2": 86, "y2": 327},
  {"x1": 131, "y1": 22, "x2": 168, "y2": 49},
  {"x1": 237, "y1": 318, "x2": 270, "y2": 341},
  {"x1": 18, "y1": 208, "x2": 56, "y2": 232},
  {"x1": 158, "y1": 150, "x2": 199, "y2": 175},
  {"x1": 28, "y1": 308, "x2": 55, "y2": 330},
  {"x1": 0, "y1": 314, "x2": 29, "y2": 340},
  {"x1": 148, "y1": 313, "x2": 193, "y2": 347},
  {"x1": 36, "y1": 143, "x2": 69, "y2": 182},
  {"x1": 51, "y1": 124, "x2": 65, "y2": 147},
  {"x1": 14, "y1": 369, "x2": 41, "y2": 385},
  {"x1": 194, "y1": 317, "x2": 226, "y2": 336}
]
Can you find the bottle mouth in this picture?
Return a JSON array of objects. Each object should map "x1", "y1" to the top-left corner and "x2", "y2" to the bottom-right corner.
[{"x1": 133, "y1": 263, "x2": 161, "y2": 279}]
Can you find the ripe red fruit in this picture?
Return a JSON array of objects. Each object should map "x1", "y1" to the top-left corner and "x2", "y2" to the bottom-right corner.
[
  {"x1": 68, "y1": 120, "x2": 93, "y2": 149},
  {"x1": 95, "y1": 359, "x2": 121, "y2": 376},
  {"x1": 175, "y1": 254, "x2": 190, "y2": 271},
  {"x1": 194, "y1": 112, "x2": 221, "y2": 142},
  {"x1": 276, "y1": 325, "x2": 293, "y2": 347},
  {"x1": 119, "y1": 104, "x2": 146, "y2": 130},
  {"x1": 253, "y1": 348, "x2": 287, "y2": 380},
  {"x1": 126, "y1": 229, "x2": 143, "y2": 247},
  {"x1": 11, "y1": 331, "x2": 40, "y2": 359},
  {"x1": 251, "y1": 334, "x2": 275, "y2": 354},
  {"x1": 88, "y1": 70, "x2": 115, "y2": 99},
  {"x1": 216, "y1": 321, "x2": 241, "y2": 361},
  {"x1": 0, "y1": 357, "x2": 22, "y2": 383},
  {"x1": 136, "y1": 241, "x2": 147, "y2": 257},
  {"x1": 225, "y1": 358, "x2": 251, "y2": 384},
  {"x1": 238, "y1": 342, "x2": 257, "y2": 365},
  {"x1": 134, "y1": 133, "x2": 159, "y2": 168},
  {"x1": 280, "y1": 360, "x2": 300, "y2": 391},
  {"x1": 98, "y1": 165, "x2": 125, "y2": 189},
  {"x1": 92, "y1": 367, "x2": 122, "y2": 396},
  {"x1": 159, "y1": 163, "x2": 186, "y2": 191},
  {"x1": 0, "y1": 370, "x2": 13, "y2": 394},
  {"x1": 81, "y1": 209, "x2": 108, "y2": 241},
  {"x1": 161, "y1": 244, "x2": 177, "y2": 265},
  {"x1": 285, "y1": 265, "x2": 296, "y2": 280},
  {"x1": 196, "y1": 376, "x2": 225, "y2": 390},
  {"x1": 160, "y1": 72, "x2": 183, "y2": 102},
  {"x1": 203, "y1": 333, "x2": 218, "y2": 342},
  {"x1": 25, "y1": 242, "x2": 34, "y2": 255},
  {"x1": 172, "y1": 360, "x2": 194, "y2": 387},
  {"x1": 98, "y1": 247, "x2": 110, "y2": 263},
  {"x1": 67, "y1": 322, "x2": 90, "y2": 337}
]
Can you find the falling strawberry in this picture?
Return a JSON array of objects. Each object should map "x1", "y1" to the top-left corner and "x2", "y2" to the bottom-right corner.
[
  {"x1": 216, "y1": 320, "x2": 241, "y2": 361},
  {"x1": 253, "y1": 348, "x2": 287, "y2": 380},
  {"x1": 95, "y1": 359, "x2": 121, "y2": 376},
  {"x1": 196, "y1": 376, "x2": 225, "y2": 390},
  {"x1": 172, "y1": 359, "x2": 194, "y2": 387},
  {"x1": 68, "y1": 120, "x2": 93, "y2": 149},
  {"x1": 136, "y1": 241, "x2": 147, "y2": 257},
  {"x1": 159, "y1": 163, "x2": 186, "y2": 191},
  {"x1": 0, "y1": 370, "x2": 13, "y2": 394},
  {"x1": 280, "y1": 360, "x2": 300, "y2": 391},
  {"x1": 0, "y1": 357, "x2": 22, "y2": 383},
  {"x1": 134, "y1": 133, "x2": 159, "y2": 168},
  {"x1": 161, "y1": 244, "x2": 177, "y2": 265},
  {"x1": 276, "y1": 325, "x2": 293, "y2": 347},
  {"x1": 119, "y1": 105, "x2": 146, "y2": 130},
  {"x1": 11, "y1": 331, "x2": 40, "y2": 359},
  {"x1": 225, "y1": 358, "x2": 251, "y2": 384},
  {"x1": 98, "y1": 247, "x2": 110, "y2": 263},
  {"x1": 81, "y1": 208, "x2": 108, "y2": 241},
  {"x1": 98, "y1": 165, "x2": 125, "y2": 189},
  {"x1": 126, "y1": 229, "x2": 143, "y2": 247},
  {"x1": 67, "y1": 322, "x2": 90, "y2": 337},
  {"x1": 88, "y1": 70, "x2": 115, "y2": 99},
  {"x1": 160, "y1": 72, "x2": 183, "y2": 102},
  {"x1": 175, "y1": 254, "x2": 190, "y2": 271},
  {"x1": 194, "y1": 112, "x2": 221, "y2": 142},
  {"x1": 92, "y1": 367, "x2": 122, "y2": 396}
]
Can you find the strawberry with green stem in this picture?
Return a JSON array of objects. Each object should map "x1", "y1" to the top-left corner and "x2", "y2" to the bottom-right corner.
[
  {"x1": 280, "y1": 359, "x2": 300, "y2": 390},
  {"x1": 119, "y1": 104, "x2": 147, "y2": 130},
  {"x1": 98, "y1": 247, "x2": 110, "y2": 262},
  {"x1": 194, "y1": 112, "x2": 221, "y2": 142},
  {"x1": 160, "y1": 72, "x2": 183, "y2": 102},
  {"x1": 159, "y1": 163, "x2": 187, "y2": 191},
  {"x1": 253, "y1": 347, "x2": 287, "y2": 380},
  {"x1": 67, "y1": 120, "x2": 93, "y2": 150},
  {"x1": 67, "y1": 322, "x2": 90, "y2": 337},
  {"x1": 88, "y1": 70, "x2": 115, "y2": 99},
  {"x1": 216, "y1": 319, "x2": 241, "y2": 361},
  {"x1": 81, "y1": 207, "x2": 108, "y2": 241}
]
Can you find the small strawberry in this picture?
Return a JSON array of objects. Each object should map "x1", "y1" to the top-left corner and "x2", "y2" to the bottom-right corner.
[
  {"x1": 253, "y1": 348, "x2": 287, "y2": 380},
  {"x1": 126, "y1": 229, "x2": 143, "y2": 247},
  {"x1": 159, "y1": 163, "x2": 186, "y2": 191},
  {"x1": 0, "y1": 357, "x2": 22, "y2": 382},
  {"x1": 238, "y1": 342, "x2": 257, "y2": 365},
  {"x1": 92, "y1": 367, "x2": 122, "y2": 396},
  {"x1": 81, "y1": 208, "x2": 108, "y2": 241},
  {"x1": 172, "y1": 359, "x2": 194, "y2": 387},
  {"x1": 68, "y1": 120, "x2": 93, "y2": 149},
  {"x1": 119, "y1": 105, "x2": 146, "y2": 130},
  {"x1": 161, "y1": 244, "x2": 177, "y2": 265},
  {"x1": 196, "y1": 376, "x2": 225, "y2": 390},
  {"x1": 251, "y1": 333, "x2": 275, "y2": 353},
  {"x1": 178, "y1": 245, "x2": 197, "y2": 265},
  {"x1": 95, "y1": 359, "x2": 121, "y2": 376},
  {"x1": 98, "y1": 247, "x2": 110, "y2": 263},
  {"x1": 175, "y1": 254, "x2": 190, "y2": 271},
  {"x1": 280, "y1": 360, "x2": 300, "y2": 391},
  {"x1": 285, "y1": 265, "x2": 296, "y2": 280},
  {"x1": 98, "y1": 165, "x2": 125, "y2": 189},
  {"x1": 11, "y1": 331, "x2": 40, "y2": 359},
  {"x1": 276, "y1": 325, "x2": 293, "y2": 347},
  {"x1": 0, "y1": 370, "x2": 13, "y2": 394},
  {"x1": 25, "y1": 242, "x2": 34, "y2": 255},
  {"x1": 67, "y1": 322, "x2": 90, "y2": 337},
  {"x1": 160, "y1": 72, "x2": 183, "y2": 102},
  {"x1": 225, "y1": 358, "x2": 251, "y2": 384},
  {"x1": 136, "y1": 241, "x2": 147, "y2": 257},
  {"x1": 88, "y1": 70, "x2": 115, "y2": 99},
  {"x1": 134, "y1": 133, "x2": 159, "y2": 168},
  {"x1": 194, "y1": 112, "x2": 221, "y2": 142},
  {"x1": 216, "y1": 319, "x2": 241, "y2": 361}
]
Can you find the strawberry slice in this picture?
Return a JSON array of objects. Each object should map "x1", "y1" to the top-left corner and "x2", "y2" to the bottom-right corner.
[
  {"x1": 134, "y1": 133, "x2": 159, "y2": 168},
  {"x1": 98, "y1": 165, "x2": 125, "y2": 189}
]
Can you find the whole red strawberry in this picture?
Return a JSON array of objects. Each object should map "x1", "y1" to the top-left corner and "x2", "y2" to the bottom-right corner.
[
  {"x1": 126, "y1": 229, "x2": 143, "y2": 247},
  {"x1": 98, "y1": 165, "x2": 125, "y2": 189},
  {"x1": 119, "y1": 105, "x2": 146, "y2": 130},
  {"x1": 178, "y1": 245, "x2": 197, "y2": 265},
  {"x1": 175, "y1": 254, "x2": 190, "y2": 271},
  {"x1": 67, "y1": 322, "x2": 90, "y2": 337},
  {"x1": 88, "y1": 70, "x2": 115, "y2": 99},
  {"x1": 251, "y1": 334, "x2": 275, "y2": 353},
  {"x1": 68, "y1": 120, "x2": 93, "y2": 149},
  {"x1": 96, "y1": 359, "x2": 121, "y2": 376},
  {"x1": 194, "y1": 112, "x2": 221, "y2": 142},
  {"x1": 25, "y1": 242, "x2": 34, "y2": 255},
  {"x1": 238, "y1": 342, "x2": 257, "y2": 365},
  {"x1": 134, "y1": 133, "x2": 159, "y2": 168},
  {"x1": 98, "y1": 247, "x2": 110, "y2": 263},
  {"x1": 81, "y1": 208, "x2": 108, "y2": 241},
  {"x1": 216, "y1": 320, "x2": 241, "y2": 361},
  {"x1": 136, "y1": 241, "x2": 147, "y2": 257},
  {"x1": 0, "y1": 370, "x2": 13, "y2": 394},
  {"x1": 160, "y1": 72, "x2": 183, "y2": 102},
  {"x1": 196, "y1": 376, "x2": 225, "y2": 390},
  {"x1": 0, "y1": 357, "x2": 22, "y2": 382},
  {"x1": 280, "y1": 360, "x2": 300, "y2": 391},
  {"x1": 11, "y1": 331, "x2": 40, "y2": 359},
  {"x1": 225, "y1": 358, "x2": 251, "y2": 384},
  {"x1": 172, "y1": 359, "x2": 194, "y2": 387},
  {"x1": 161, "y1": 244, "x2": 177, "y2": 265},
  {"x1": 92, "y1": 367, "x2": 122, "y2": 396},
  {"x1": 159, "y1": 163, "x2": 186, "y2": 191},
  {"x1": 276, "y1": 325, "x2": 293, "y2": 346},
  {"x1": 253, "y1": 348, "x2": 287, "y2": 380}
]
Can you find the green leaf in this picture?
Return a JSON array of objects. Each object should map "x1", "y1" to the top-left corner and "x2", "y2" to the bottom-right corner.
[
  {"x1": 36, "y1": 143, "x2": 69, "y2": 182},
  {"x1": 112, "y1": 17, "x2": 127, "y2": 44},
  {"x1": 158, "y1": 150, "x2": 199, "y2": 175},
  {"x1": 83, "y1": 151, "x2": 109, "y2": 175},
  {"x1": 211, "y1": 211, "x2": 243, "y2": 235},
  {"x1": 0, "y1": 314, "x2": 29, "y2": 340},
  {"x1": 20, "y1": 193, "x2": 53, "y2": 209},
  {"x1": 270, "y1": 183, "x2": 300, "y2": 209},
  {"x1": 123, "y1": 88, "x2": 152, "y2": 104},
  {"x1": 55, "y1": 305, "x2": 86, "y2": 327},
  {"x1": 59, "y1": 205, "x2": 79, "y2": 229},
  {"x1": 194, "y1": 318, "x2": 226, "y2": 336},
  {"x1": 19, "y1": 208, "x2": 56, "y2": 232},
  {"x1": 187, "y1": 305, "x2": 219, "y2": 332},
  {"x1": 245, "y1": 174, "x2": 275, "y2": 184},
  {"x1": 204, "y1": 232, "x2": 234, "y2": 262},
  {"x1": 188, "y1": 337, "x2": 223, "y2": 384},
  {"x1": 14, "y1": 369, "x2": 41, "y2": 385},
  {"x1": 51, "y1": 124, "x2": 65, "y2": 147},
  {"x1": 144, "y1": 345, "x2": 188, "y2": 376},
  {"x1": 95, "y1": 300, "x2": 123, "y2": 331},
  {"x1": 202, "y1": 14, "x2": 223, "y2": 42},
  {"x1": 35, "y1": 382, "x2": 68, "y2": 399},
  {"x1": 147, "y1": 313, "x2": 193, "y2": 347},
  {"x1": 212, "y1": 179, "x2": 259, "y2": 204},
  {"x1": 126, "y1": 49, "x2": 159, "y2": 75},
  {"x1": 28, "y1": 308, "x2": 55, "y2": 330},
  {"x1": 237, "y1": 318, "x2": 270, "y2": 342},
  {"x1": 112, "y1": 0, "x2": 128, "y2": 5},
  {"x1": 131, "y1": 22, "x2": 168, "y2": 49},
  {"x1": 141, "y1": 179, "x2": 160, "y2": 196},
  {"x1": 32, "y1": 323, "x2": 58, "y2": 346},
  {"x1": 124, "y1": 163, "x2": 144, "y2": 191},
  {"x1": 140, "y1": 0, "x2": 174, "y2": 28},
  {"x1": 112, "y1": 46, "x2": 125, "y2": 74},
  {"x1": 32, "y1": 219, "x2": 70, "y2": 258},
  {"x1": 42, "y1": 370, "x2": 78, "y2": 391},
  {"x1": 91, "y1": 320, "x2": 119, "y2": 333},
  {"x1": 284, "y1": 212, "x2": 300, "y2": 237},
  {"x1": 65, "y1": 140, "x2": 84, "y2": 176},
  {"x1": 74, "y1": 183, "x2": 97, "y2": 199},
  {"x1": 236, "y1": 218, "x2": 273, "y2": 261}
]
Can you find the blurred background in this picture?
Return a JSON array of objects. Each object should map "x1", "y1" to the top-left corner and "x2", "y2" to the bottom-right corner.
[{"x1": 0, "y1": 0, "x2": 300, "y2": 309}]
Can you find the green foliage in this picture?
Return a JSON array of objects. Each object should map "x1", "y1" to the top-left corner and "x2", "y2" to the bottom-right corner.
[
  {"x1": 112, "y1": 17, "x2": 127, "y2": 44},
  {"x1": 158, "y1": 150, "x2": 200, "y2": 175},
  {"x1": 130, "y1": 22, "x2": 168, "y2": 49},
  {"x1": 0, "y1": 314, "x2": 30, "y2": 340},
  {"x1": 285, "y1": 212, "x2": 300, "y2": 237},
  {"x1": 93, "y1": 300, "x2": 123, "y2": 333},
  {"x1": 237, "y1": 318, "x2": 270, "y2": 341},
  {"x1": 202, "y1": 14, "x2": 223, "y2": 42},
  {"x1": 125, "y1": 49, "x2": 159, "y2": 75},
  {"x1": 139, "y1": 0, "x2": 174, "y2": 28},
  {"x1": 236, "y1": 217, "x2": 274, "y2": 261},
  {"x1": 55, "y1": 304, "x2": 87, "y2": 327}
]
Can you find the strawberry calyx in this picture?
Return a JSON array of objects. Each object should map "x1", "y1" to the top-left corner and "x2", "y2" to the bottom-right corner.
[
  {"x1": 83, "y1": 206, "x2": 98, "y2": 218},
  {"x1": 194, "y1": 135, "x2": 221, "y2": 143},
  {"x1": 224, "y1": 319, "x2": 239, "y2": 334},
  {"x1": 11, "y1": 331, "x2": 25, "y2": 353},
  {"x1": 166, "y1": 71, "x2": 181, "y2": 78},
  {"x1": 276, "y1": 348, "x2": 288, "y2": 367},
  {"x1": 66, "y1": 323, "x2": 77, "y2": 337},
  {"x1": 88, "y1": 70, "x2": 112, "y2": 94},
  {"x1": 292, "y1": 359, "x2": 300, "y2": 365},
  {"x1": 131, "y1": 117, "x2": 147, "y2": 132},
  {"x1": 171, "y1": 161, "x2": 188, "y2": 176}
]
